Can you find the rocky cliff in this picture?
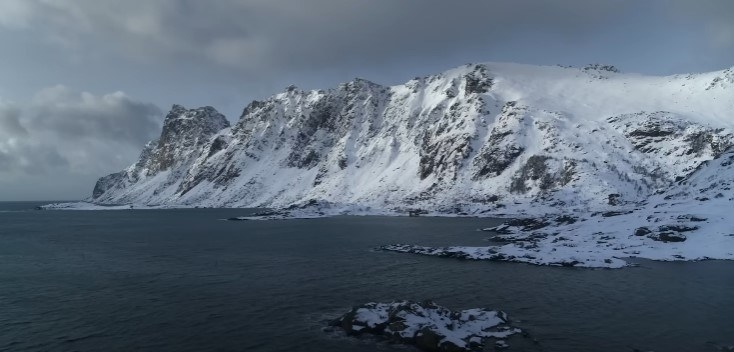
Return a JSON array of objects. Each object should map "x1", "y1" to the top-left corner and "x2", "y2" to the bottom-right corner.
[{"x1": 91, "y1": 62, "x2": 734, "y2": 214}]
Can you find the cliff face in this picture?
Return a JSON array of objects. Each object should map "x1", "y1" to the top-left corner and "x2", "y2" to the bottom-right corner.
[
  {"x1": 91, "y1": 62, "x2": 734, "y2": 213},
  {"x1": 92, "y1": 105, "x2": 229, "y2": 202}
]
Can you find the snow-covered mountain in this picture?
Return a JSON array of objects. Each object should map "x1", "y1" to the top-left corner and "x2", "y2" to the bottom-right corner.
[{"x1": 91, "y1": 62, "x2": 734, "y2": 214}]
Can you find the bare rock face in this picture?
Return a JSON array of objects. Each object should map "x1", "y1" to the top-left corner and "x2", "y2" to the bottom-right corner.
[
  {"x1": 151, "y1": 105, "x2": 230, "y2": 173},
  {"x1": 472, "y1": 102, "x2": 526, "y2": 179}
]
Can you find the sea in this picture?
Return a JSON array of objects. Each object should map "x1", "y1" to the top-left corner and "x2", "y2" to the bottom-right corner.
[{"x1": 1, "y1": 201, "x2": 733, "y2": 351}]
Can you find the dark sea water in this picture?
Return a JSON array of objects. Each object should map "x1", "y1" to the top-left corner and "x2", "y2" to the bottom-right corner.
[{"x1": 1, "y1": 201, "x2": 733, "y2": 352}]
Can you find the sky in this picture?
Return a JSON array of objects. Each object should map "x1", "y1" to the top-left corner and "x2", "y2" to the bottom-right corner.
[{"x1": 0, "y1": 0, "x2": 732, "y2": 201}]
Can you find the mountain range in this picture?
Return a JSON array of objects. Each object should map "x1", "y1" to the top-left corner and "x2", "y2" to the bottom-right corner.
[{"x1": 90, "y1": 62, "x2": 733, "y2": 216}]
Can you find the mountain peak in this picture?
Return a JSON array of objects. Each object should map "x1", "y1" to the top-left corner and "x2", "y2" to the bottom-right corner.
[
  {"x1": 163, "y1": 105, "x2": 228, "y2": 129},
  {"x1": 170, "y1": 103, "x2": 187, "y2": 113},
  {"x1": 135, "y1": 105, "x2": 230, "y2": 173},
  {"x1": 582, "y1": 63, "x2": 620, "y2": 73}
]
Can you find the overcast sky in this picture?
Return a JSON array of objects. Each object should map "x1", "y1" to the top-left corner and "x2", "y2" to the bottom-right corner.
[{"x1": 0, "y1": 0, "x2": 732, "y2": 201}]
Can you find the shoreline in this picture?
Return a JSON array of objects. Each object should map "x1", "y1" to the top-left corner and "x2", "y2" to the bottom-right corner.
[{"x1": 34, "y1": 201, "x2": 734, "y2": 269}]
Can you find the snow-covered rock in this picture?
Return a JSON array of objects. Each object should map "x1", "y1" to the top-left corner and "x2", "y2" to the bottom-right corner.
[
  {"x1": 92, "y1": 105, "x2": 229, "y2": 204},
  {"x1": 89, "y1": 62, "x2": 734, "y2": 213},
  {"x1": 383, "y1": 148, "x2": 734, "y2": 268},
  {"x1": 330, "y1": 301, "x2": 522, "y2": 352}
]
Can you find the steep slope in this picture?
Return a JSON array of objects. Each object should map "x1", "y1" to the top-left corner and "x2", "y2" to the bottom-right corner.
[
  {"x1": 92, "y1": 105, "x2": 229, "y2": 203},
  {"x1": 91, "y1": 62, "x2": 734, "y2": 213}
]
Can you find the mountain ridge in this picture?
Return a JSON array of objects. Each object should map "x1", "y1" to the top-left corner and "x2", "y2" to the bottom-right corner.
[{"x1": 90, "y1": 62, "x2": 734, "y2": 215}]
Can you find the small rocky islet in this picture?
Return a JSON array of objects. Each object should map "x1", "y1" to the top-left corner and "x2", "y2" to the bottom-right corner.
[{"x1": 327, "y1": 300, "x2": 534, "y2": 352}]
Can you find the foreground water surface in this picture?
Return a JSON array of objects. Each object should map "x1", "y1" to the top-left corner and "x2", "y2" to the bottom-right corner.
[{"x1": 1, "y1": 202, "x2": 733, "y2": 352}]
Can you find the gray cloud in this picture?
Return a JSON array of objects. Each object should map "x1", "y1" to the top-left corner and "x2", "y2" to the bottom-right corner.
[
  {"x1": 1, "y1": 0, "x2": 729, "y2": 86},
  {"x1": 0, "y1": 0, "x2": 683, "y2": 71},
  {"x1": 666, "y1": 0, "x2": 734, "y2": 50},
  {"x1": 0, "y1": 105, "x2": 27, "y2": 136},
  {"x1": 0, "y1": 87, "x2": 161, "y2": 200},
  {"x1": 27, "y1": 86, "x2": 161, "y2": 144}
]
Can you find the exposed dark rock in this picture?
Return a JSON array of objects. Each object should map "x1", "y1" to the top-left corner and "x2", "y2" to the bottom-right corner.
[
  {"x1": 408, "y1": 209, "x2": 429, "y2": 217},
  {"x1": 558, "y1": 260, "x2": 581, "y2": 267},
  {"x1": 628, "y1": 128, "x2": 675, "y2": 138},
  {"x1": 474, "y1": 142, "x2": 524, "y2": 178},
  {"x1": 677, "y1": 215, "x2": 707, "y2": 222},
  {"x1": 648, "y1": 232, "x2": 687, "y2": 243},
  {"x1": 464, "y1": 64, "x2": 493, "y2": 94},
  {"x1": 241, "y1": 99, "x2": 267, "y2": 117},
  {"x1": 419, "y1": 132, "x2": 472, "y2": 180},
  {"x1": 473, "y1": 102, "x2": 525, "y2": 179},
  {"x1": 415, "y1": 327, "x2": 444, "y2": 351},
  {"x1": 154, "y1": 105, "x2": 230, "y2": 172},
  {"x1": 634, "y1": 227, "x2": 652, "y2": 236},
  {"x1": 206, "y1": 136, "x2": 228, "y2": 158},
  {"x1": 600, "y1": 210, "x2": 633, "y2": 217},
  {"x1": 583, "y1": 64, "x2": 620, "y2": 73},
  {"x1": 509, "y1": 155, "x2": 576, "y2": 194},
  {"x1": 504, "y1": 218, "x2": 550, "y2": 231},
  {"x1": 225, "y1": 209, "x2": 291, "y2": 221},
  {"x1": 658, "y1": 225, "x2": 699, "y2": 232},
  {"x1": 555, "y1": 215, "x2": 578, "y2": 225},
  {"x1": 510, "y1": 155, "x2": 552, "y2": 193},
  {"x1": 608, "y1": 193, "x2": 621, "y2": 206},
  {"x1": 92, "y1": 171, "x2": 126, "y2": 199}
]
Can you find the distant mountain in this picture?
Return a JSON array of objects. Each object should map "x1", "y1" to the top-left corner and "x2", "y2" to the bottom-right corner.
[{"x1": 90, "y1": 62, "x2": 734, "y2": 215}]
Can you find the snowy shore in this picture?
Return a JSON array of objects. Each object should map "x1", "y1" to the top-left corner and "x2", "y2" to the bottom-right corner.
[
  {"x1": 39, "y1": 199, "x2": 734, "y2": 269},
  {"x1": 382, "y1": 204, "x2": 734, "y2": 269}
]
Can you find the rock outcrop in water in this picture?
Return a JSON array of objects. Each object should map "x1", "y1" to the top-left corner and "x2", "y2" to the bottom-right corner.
[{"x1": 330, "y1": 301, "x2": 522, "y2": 352}]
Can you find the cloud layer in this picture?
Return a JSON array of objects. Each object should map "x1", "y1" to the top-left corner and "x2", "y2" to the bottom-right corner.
[
  {"x1": 4, "y1": 0, "x2": 732, "y2": 74},
  {"x1": 0, "y1": 87, "x2": 161, "y2": 200}
]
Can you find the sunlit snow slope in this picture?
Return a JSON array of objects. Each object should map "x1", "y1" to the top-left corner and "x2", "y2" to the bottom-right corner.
[{"x1": 91, "y1": 63, "x2": 734, "y2": 213}]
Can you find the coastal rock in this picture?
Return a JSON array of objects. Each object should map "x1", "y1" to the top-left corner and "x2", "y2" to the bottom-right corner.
[
  {"x1": 330, "y1": 301, "x2": 521, "y2": 352},
  {"x1": 483, "y1": 217, "x2": 549, "y2": 234}
]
